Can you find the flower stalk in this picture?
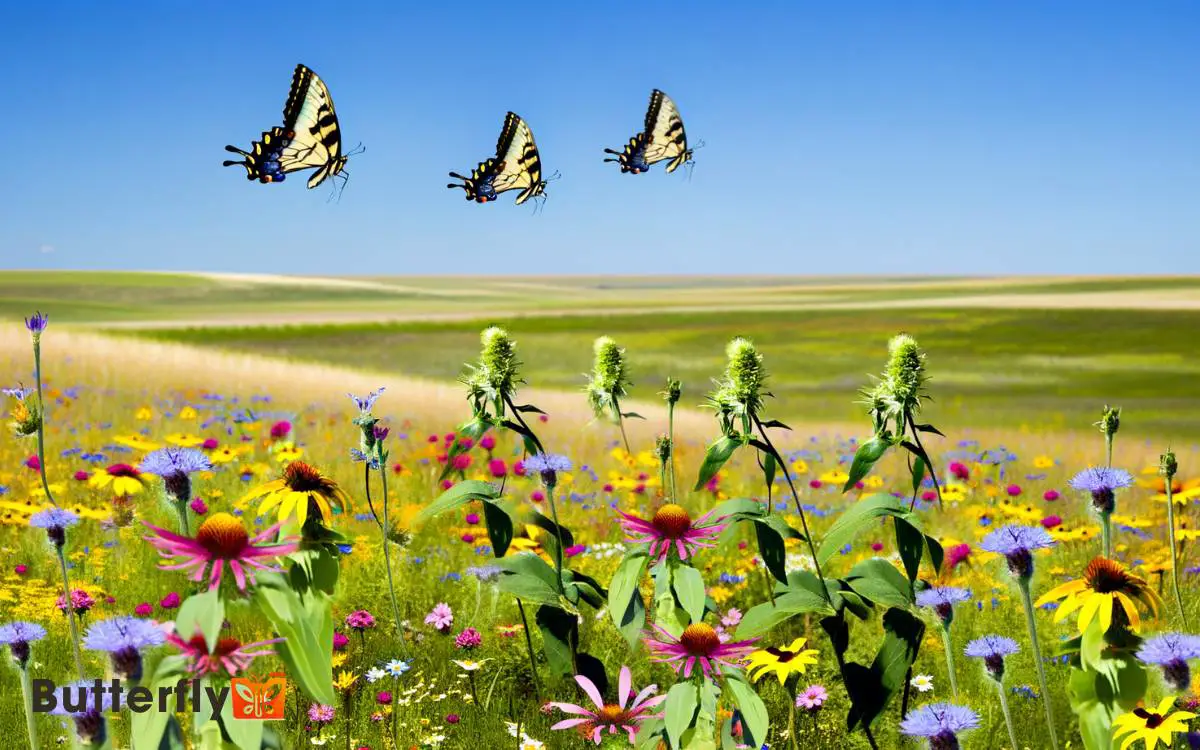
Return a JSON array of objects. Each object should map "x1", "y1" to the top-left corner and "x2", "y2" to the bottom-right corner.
[
  {"x1": 1017, "y1": 578, "x2": 1060, "y2": 750},
  {"x1": 1162, "y1": 450, "x2": 1188, "y2": 628},
  {"x1": 56, "y1": 548, "x2": 85, "y2": 680},
  {"x1": 19, "y1": 666, "x2": 38, "y2": 750}
]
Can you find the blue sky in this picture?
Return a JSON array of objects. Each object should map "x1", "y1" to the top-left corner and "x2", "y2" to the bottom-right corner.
[{"x1": 2, "y1": 2, "x2": 1198, "y2": 274}]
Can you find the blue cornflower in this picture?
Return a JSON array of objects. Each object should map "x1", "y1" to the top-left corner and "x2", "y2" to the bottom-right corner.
[
  {"x1": 24, "y1": 311, "x2": 48, "y2": 335},
  {"x1": 385, "y1": 659, "x2": 411, "y2": 677},
  {"x1": 349, "y1": 448, "x2": 381, "y2": 469},
  {"x1": 980, "y1": 525, "x2": 1056, "y2": 579},
  {"x1": 900, "y1": 703, "x2": 980, "y2": 747},
  {"x1": 467, "y1": 565, "x2": 502, "y2": 582},
  {"x1": 0, "y1": 621, "x2": 47, "y2": 668},
  {"x1": 139, "y1": 446, "x2": 212, "y2": 504},
  {"x1": 83, "y1": 616, "x2": 165, "y2": 681},
  {"x1": 348, "y1": 387, "x2": 385, "y2": 413},
  {"x1": 524, "y1": 453, "x2": 572, "y2": 486},
  {"x1": 1069, "y1": 467, "x2": 1133, "y2": 515},
  {"x1": 2, "y1": 386, "x2": 32, "y2": 399},
  {"x1": 51, "y1": 679, "x2": 114, "y2": 745},
  {"x1": 964, "y1": 635, "x2": 1020, "y2": 681},
  {"x1": 1137, "y1": 633, "x2": 1200, "y2": 691},
  {"x1": 29, "y1": 507, "x2": 79, "y2": 548},
  {"x1": 916, "y1": 586, "x2": 972, "y2": 627}
]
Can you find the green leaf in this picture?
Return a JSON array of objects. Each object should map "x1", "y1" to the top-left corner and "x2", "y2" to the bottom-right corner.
[
  {"x1": 913, "y1": 423, "x2": 945, "y2": 437},
  {"x1": 252, "y1": 572, "x2": 335, "y2": 705},
  {"x1": 481, "y1": 501, "x2": 514, "y2": 558},
  {"x1": 709, "y1": 497, "x2": 768, "y2": 523},
  {"x1": 514, "y1": 403, "x2": 546, "y2": 415},
  {"x1": 415, "y1": 480, "x2": 501, "y2": 524},
  {"x1": 821, "y1": 614, "x2": 850, "y2": 658},
  {"x1": 758, "y1": 419, "x2": 791, "y2": 430},
  {"x1": 131, "y1": 656, "x2": 188, "y2": 750},
  {"x1": 838, "y1": 588, "x2": 872, "y2": 620},
  {"x1": 524, "y1": 509, "x2": 575, "y2": 559},
  {"x1": 753, "y1": 516, "x2": 797, "y2": 584},
  {"x1": 621, "y1": 411, "x2": 646, "y2": 420},
  {"x1": 535, "y1": 604, "x2": 577, "y2": 677},
  {"x1": 653, "y1": 562, "x2": 689, "y2": 637},
  {"x1": 175, "y1": 589, "x2": 225, "y2": 653},
  {"x1": 761, "y1": 451, "x2": 777, "y2": 490},
  {"x1": 845, "y1": 558, "x2": 913, "y2": 608},
  {"x1": 726, "y1": 677, "x2": 768, "y2": 746},
  {"x1": 608, "y1": 552, "x2": 650, "y2": 648},
  {"x1": 694, "y1": 435, "x2": 742, "y2": 491},
  {"x1": 925, "y1": 535, "x2": 944, "y2": 575},
  {"x1": 673, "y1": 564, "x2": 706, "y2": 624},
  {"x1": 817, "y1": 494, "x2": 912, "y2": 566},
  {"x1": 664, "y1": 681, "x2": 699, "y2": 750},
  {"x1": 843, "y1": 436, "x2": 890, "y2": 492},
  {"x1": 736, "y1": 590, "x2": 834, "y2": 638},
  {"x1": 894, "y1": 516, "x2": 924, "y2": 582},
  {"x1": 566, "y1": 568, "x2": 607, "y2": 608},
  {"x1": 847, "y1": 608, "x2": 925, "y2": 732},
  {"x1": 910, "y1": 455, "x2": 926, "y2": 496},
  {"x1": 218, "y1": 688, "x2": 263, "y2": 750},
  {"x1": 497, "y1": 553, "x2": 563, "y2": 608}
]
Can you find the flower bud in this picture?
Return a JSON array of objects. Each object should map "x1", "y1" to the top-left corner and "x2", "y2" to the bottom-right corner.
[
  {"x1": 885, "y1": 333, "x2": 927, "y2": 411},
  {"x1": 479, "y1": 327, "x2": 520, "y2": 397},
  {"x1": 1161, "y1": 450, "x2": 1178, "y2": 481},
  {"x1": 1097, "y1": 405, "x2": 1121, "y2": 438},
  {"x1": 655, "y1": 435, "x2": 672, "y2": 465},
  {"x1": 586, "y1": 336, "x2": 630, "y2": 421},
  {"x1": 663, "y1": 378, "x2": 682, "y2": 406}
]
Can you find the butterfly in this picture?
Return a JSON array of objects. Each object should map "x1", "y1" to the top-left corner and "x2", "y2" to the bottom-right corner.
[
  {"x1": 448, "y1": 112, "x2": 550, "y2": 205},
  {"x1": 224, "y1": 64, "x2": 352, "y2": 190},
  {"x1": 605, "y1": 89, "x2": 695, "y2": 174}
]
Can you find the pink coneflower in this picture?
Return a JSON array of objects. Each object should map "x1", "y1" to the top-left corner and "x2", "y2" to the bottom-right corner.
[
  {"x1": 644, "y1": 623, "x2": 758, "y2": 679},
  {"x1": 549, "y1": 665, "x2": 667, "y2": 744},
  {"x1": 465, "y1": 512, "x2": 480, "y2": 525},
  {"x1": 871, "y1": 541, "x2": 884, "y2": 552},
  {"x1": 796, "y1": 684, "x2": 827, "y2": 711},
  {"x1": 455, "y1": 627, "x2": 482, "y2": 650},
  {"x1": 921, "y1": 490, "x2": 937, "y2": 503},
  {"x1": 619, "y1": 504, "x2": 728, "y2": 564},
  {"x1": 513, "y1": 461, "x2": 526, "y2": 477},
  {"x1": 73, "y1": 470, "x2": 89, "y2": 481},
  {"x1": 167, "y1": 630, "x2": 282, "y2": 676},
  {"x1": 531, "y1": 490, "x2": 545, "y2": 503},
  {"x1": 345, "y1": 610, "x2": 376, "y2": 632},
  {"x1": 159, "y1": 592, "x2": 181, "y2": 610},
  {"x1": 461, "y1": 533, "x2": 475, "y2": 544},
  {"x1": 14, "y1": 564, "x2": 27, "y2": 576},
  {"x1": 808, "y1": 479, "x2": 821, "y2": 489},
  {"x1": 143, "y1": 512, "x2": 298, "y2": 592},
  {"x1": 201, "y1": 438, "x2": 219, "y2": 451},
  {"x1": 1042, "y1": 515, "x2": 1063, "y2": 529},
  {"x1": 134, "y1": 602, "x2": 153, "y2": 617},
  {"x1": 452, "y1": 454, "x2": 471, "y2": 471},
  {"x1": 721, "y1": 608, "x2": 743, "y2": 628},
  {"x1": 425, "y1": 603, "x2": 453, "y2": 633}
]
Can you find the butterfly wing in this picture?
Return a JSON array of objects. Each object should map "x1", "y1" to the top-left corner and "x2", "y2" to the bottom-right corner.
[
  {"x1": 641, "y1": 89, "x2": 692, "y2": 173},
  {"x1": 277, "y1": 65, "x2": 348, "y2": 189},
  {"x1": 223, "y1": 127, "x2": 293, "y2": 183},
  {"x1": 489, "y1": 112, "x2": 546, "y2": 204}
]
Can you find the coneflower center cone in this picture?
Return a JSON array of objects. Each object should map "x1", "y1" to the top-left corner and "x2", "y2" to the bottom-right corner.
[
  {"x1": 596, "y1": 704, "x2": 632, "y2": 723},
  {"x1": 1085, "y1": 557, "x2": 1134, "y2": 593},
  {"x1": 195, "y1": 513, "x2": 250, "y2": 558},
  {"x1": 283, "y1": 461, "x2": 325, "y2": 491},
  {"x1": 652, "y1": 503, "x2": 692, "y2": 538},
  {"x1": 679, "y1": 623, "x2": 721, "y2": 656},
  {"x1": 107, "y1": 464, "x2": 139, "y2": 478}
]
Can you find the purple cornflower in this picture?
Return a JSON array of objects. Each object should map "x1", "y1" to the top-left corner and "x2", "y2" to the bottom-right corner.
[
  {"x1": 29, "y1": 507, "x2": 79, "y2": 547},
  {"x1": 25, "y1": 312, "x2": 48, "y2": 336},
  {"x1": 52, "y1": 680, "x2": 114, "y2": 746},
  {"x1": 964, "y1": 635, "x2": 1020, "y2": 681},
  {"x1": 0, "y1": 621, "x2": 47, "y2": 668},
  {"x1": 916, "y1": 586, "x2": 972, "y2": 627},
  {"x1": 900, "y1": 703, "x2": 980, "y2": 749},
  {"x1": 1069, "y1": 467, "x2": 1133, "y2": 516},
  {"x1": 523, "y1": 453, "x2": 572, "y2": 486},
  {"x1": 348, "y1": 388, "x2": 385, "y2": 414},
  {"x1": 1137, "y1": 633, "x2": 1200, "y2": 692},
  {"x1": 455, "y1": 627, "x2": 482, "y2": 650},
  {"x1": 82, "y1": 616, "x2": 166, "y2": 681},
  {"x1": 139, "y1": 447, "x2": 212, "y2": 503},
  {"x1": 345, "y1": 610, "x2": 377, "y2": 632},
  {"x1": 980, "y1": 525, "x2": 1056, "y2": 580}
]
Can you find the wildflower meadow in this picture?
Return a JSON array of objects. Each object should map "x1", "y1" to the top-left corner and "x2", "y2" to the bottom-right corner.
[{"x1": 3, "y1": 307, "x2": 1200, "y2": 750}]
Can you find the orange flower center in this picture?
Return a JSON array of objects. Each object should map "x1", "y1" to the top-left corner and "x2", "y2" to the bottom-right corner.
[
  {"x1": 107, "y1": 463, "x2": 140, "y2": 478},
  {"x1": 1084, "y1": 557, "x2": 1136, "y2": 594},
  {"x1": 195, "y1": 513, "x2": 250, "y2": 559},
  {"x1": 596, "y1": 704, "x2": 630, "y2": 724},
  {"x1": 283, "y1": 461, "x2": 325, "y2": 492},
  {"x1": 679, "y1": 623, "x2": 721, "y2": 656},
  {"x1": 652, "y1": 503, "x2": 692, "y2": 538},
  {"x1": 186, "y1": 634, "x2": 242, "y2": 656}
]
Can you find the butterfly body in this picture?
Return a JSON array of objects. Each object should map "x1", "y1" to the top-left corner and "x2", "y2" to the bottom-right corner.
[
  {"x1": 606, "y1": 89, "x2": 694, "y2": 174},
  {"x1": 449, "y1": 112, "x2": 548, "y2": 205},
  {"x1": 223, "y1": 65, "x2": 350, "y2": 190}
]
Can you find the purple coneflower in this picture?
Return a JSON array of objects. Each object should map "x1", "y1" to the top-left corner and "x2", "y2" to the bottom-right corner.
[
  {"x1": 29, "y1": 507, "x2": 79, "y2": 548},
  {"x1": 0, "y1": 621, "x2": 46, "y2": 668},
  {"x1": 82, "y1": 616, "x2": 165, "y2": 681},
  {"x1": 144, "y1": 512, "x2": 298, "y2": 592},
  {"x1": 1137, "y1": 633, "x2": 1200, "y2": 691},
  {"x1": 619, "y1": 504, "x2": 727, "y2": 564},
  {"x1": 549, "y1": 665, "x2": 667, "y2": 744},
  {"x1": 899, "y1": 703, "x2": 980, "y2": 749},
  {"x1": 980, "y1": 525, "x2": 1056, "y2": 580},
  {"x1": 166, "y1": 630, "x2": 282, "y2": 676},
  {"x1": 796, "y1": 684, "x2": 827, "y2": 711},
  {"x1": 644, "y1": 623, "x2": 758, "y2": 680}
]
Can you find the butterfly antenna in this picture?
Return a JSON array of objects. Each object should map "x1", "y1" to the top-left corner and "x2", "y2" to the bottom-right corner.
[{"x1": 347, "y1": 142, "x2": 366, "y2": 157}]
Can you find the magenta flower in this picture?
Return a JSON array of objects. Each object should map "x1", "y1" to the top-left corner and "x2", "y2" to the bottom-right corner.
[
  {"x1": 549, "y1": 665, "x2": 667, "y2": 744},
  {"x1": 345, "y1": 610, "x2": 376, "y2": 632},
  {"x1": 425, "y1": 603, "x2": 453, "y2": 633},
  {"x1": 56, "y1": 589, "x2": 95, "y2": 616},
  {"x1": 269, "y1": 420, "x2": 292, "y2": 440},
  {"x1": 189, "y1": 497, "x2": 208, "y2": 515},
  {"x1": 133, "y1": 602, "x2": 153, "y2": 617},
  {"x1": 644, "y1": 623, "x2": 758, "y2": 679},
  {"x1": 166, "y1": 630, "x2": 281, "y2": 676},
  {"x1": 796, "y1": 684, "x2": 828, "y2": 711},
  {"x1": 455, "y1": 627, "x2": 482, "y2": 650},
  {"x1": 333, "y1": 631, "x2": 349, "y2": 651},
  {"x1": 619, "y1": 503, "x2": 727, "y2": 564},
  {"x1": 158, "y1": 592, "x2": 181, "y2": 610},
  {"x1": 480, "y1": 435, "x2": 496, "y2": 451},
  {"x1": 1006, "y1": 484, "x2": 1022, "y2": 497},
  {"x1": 144, "y1": 512, "x2": 298, "y2": 592},
  {"x1": 307, "y1": 703, "x2": 336, "y2": 724}
]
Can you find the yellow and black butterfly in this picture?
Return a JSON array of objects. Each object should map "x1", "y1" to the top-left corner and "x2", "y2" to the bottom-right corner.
[
  {"x1": 605, "y1": 89, "x2": 695, "y2": 174},
  {"x1": 224, "y1": 64, "x2": 353, "y2": 190},
  {"x1": 448, "y1": 112, "x2": 551, "y2": 205}
]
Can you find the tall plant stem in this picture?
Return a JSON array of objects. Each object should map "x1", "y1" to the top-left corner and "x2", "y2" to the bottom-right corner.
[
  {"x1": 32, "y1": 341, "x2": 59, "y2": 507},
  {"x1": 996, "y1": 680, "x2": 1019, "y2": 750},
  {"x1": 667, "y1": 401, "x2": 678, "y2": 500},
  {"x1": 1017, "y1": 579, "x2": 1060, "y2": 750},
  {"x1": 172, "y1": 499, "x2": 190, "y2": 536},
  {"x1": 906, "y1": 413, "x2": 943, "y2": 509},
  {"x1": 515, "y1": 600, "x2": 542, "y2": 702},
  {"x1": 1101, "y1": 513, "x2": 1113, "y2": 559},
  {"x1": 1165, "y1": 482, "x2": 1189, "y2": 627},
  {"x1": 375, "y1": 458, "x2": 408, "y2": 658},
  {"x1": 1105, "y1": 434, "x2": 1113, "y2": 468},
  {"x1": 56, "y1": 547, "x2": 85, "y2": 680},
  {"x1": 940, "y1": 625, "x2": 959, "y2": 698},
  {"x1": 19, "y1": 667, "x2": 39, "y2": 750},
  {"x1": 753, "y1": 415, "x2": 880, "y2": 750}
]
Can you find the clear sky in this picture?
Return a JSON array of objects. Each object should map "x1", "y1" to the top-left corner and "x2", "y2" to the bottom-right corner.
[{"x1": 2, "y1": 2, "x2": 1198, "y2": 274}]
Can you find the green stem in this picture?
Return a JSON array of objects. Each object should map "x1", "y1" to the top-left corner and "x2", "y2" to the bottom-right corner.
[
  {"x1": 1018, "y1": 579, "x2": 1060, "y2": 750},
  {"x1": 1166, "y1": 482, "x2": 1189, "y2": 628},
  {"x1": 515, "y1": 600, "x2": 542, "y2": 702},
  {"x1": 173, "y1": 498, "x2": 190, "y2": 536},
  {"x1": 787, "y1": 690, "x2": 798, "y2": 750},
  {"x1": 545, "y1": 485, "x2": 566, "y2": 595},
  {"x1": 667, "y1": 402, "x2": 677, "y2": 500},
  {"x1": 941, "y1": 625, "x2": 959, "y2": 698},
  {"x1": 613, "y1": 398, "x2": 632, "y2": 456},
  {"x1": 1105, "y1": 434, "x2": 1113, "y2": 468},
  {"x1": 19, "y1": 666, "x2": 38, "y2": 750},
  {"x1": 376, "y1": 453, "x2": 408, "y2": 658},
  {"x1": 467, "y1": 671, "x2": 479, "y2": 707},
  {"x1": 56, "y1": 547, "x2": 85, "y2": 680},
  {"x1": 32, "y1": 341, "x2": 59, "y2": 508},
  {"x1": 997, "y1": 679, "x2": 1019, "y2": 750},
  {"x1": 1101, "y1": 512, "x2": 1113, "y2": 559}
]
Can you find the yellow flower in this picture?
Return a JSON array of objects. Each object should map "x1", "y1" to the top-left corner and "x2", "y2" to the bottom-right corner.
[
  {"x1": 30, "y1": 482, "x2": 67, "y2": 499},
  {"x1": 112, "y1": 434, "x2": 161, "y2": 452},
  {"x1": 331, "y1": 653, "x2": 349, "y2": 668},
  {"x1": 818, "y1": 469, "x2": 849, "y2": 485},
  {"x1": 791, "y1": 459, "x2": 809, "y2": 474},
  {"x1": 941, "y1": 483, "x2": 967, "y2": 503},
  {"x1": 272, "y1": 441, "x2": 304, "y2": 463},
  {"x1": 135, "y1": 406, "x2": 153, "y2": 421},
  {"x1": 209, "y1": 447, "x2": 239, "y2": 465},
  {"x1": 1035, "y1": 557, "x2": 1162, "y2": 633},
  {"x1": 89, "y1": 465, "x2": 146, "y2": 496},
  {"x1": 863, "y1": 475, "x2": 884, "y2": 489},
  {"x1": 333, "y1": 670, "x2": 359, "y2": 691},
  {"x1": 744, "y1": 638, "x2": 819, "y2": 685},
  {"x1": 1032, "y1": 455, "x2": 1055, "y2": 469},
  {"x1": 452, "y1": 659, "x2": 491, "y2": 672},
  {"x1": 708, "y1": 585, "x2": 733, "y2": 605},
  {"x1": 165, "y1": 433, "x2": 205, "y2": 448},
  {"x1": 243, "y1": 461, "x2": 351, "y2": 526},
  {"x1": 1112, "y1": 697, "x2": 1195, "y2": 749},
  {"x1": 178, "y1": 406, "x2": 198, "y2": 420}
]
